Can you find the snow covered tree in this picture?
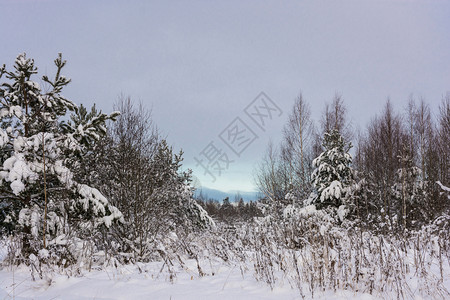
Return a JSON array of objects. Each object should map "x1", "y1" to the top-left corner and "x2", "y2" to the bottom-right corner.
[
  {"x1": 307, "y1": 129, "x2": 353, "y2": 218},
  {"x1": 391, "y1": 149, "x2": 426, "y2": 230},
  {"x1": 94, "y1": 98, "x2": 160, "y2": 261},
  {"x1": 281, "y1": 94, "x2": 315, "y2": 200},
  {"x1": 91, "y1": 98, "x2": 213, "y2": 261},
  {"x1": 436, "y1": 96, "x2": 450, "y2": 212},
  {"x1": 149, "y1": 140, "x2": 213, "y2": 232},
  {"x1": 354, "y1": 100, "x2": 405, "y2": 228},
  {"x1": 254, "y1": 141, "x2": 291, "y2": 215},
  {"x1": 0, "y1": 53, "x2": 122, "y2": 261},
  {"x1": 68, "y1": 103, "x2": 114, "y2": 185},
  {"x1": 320, "y1": 95, "x2": 353, "y2": 146}
]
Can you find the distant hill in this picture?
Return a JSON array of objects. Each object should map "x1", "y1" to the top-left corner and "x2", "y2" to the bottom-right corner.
[{"x1": 194, "y1": 187, "x2": 260, "y2": 202}]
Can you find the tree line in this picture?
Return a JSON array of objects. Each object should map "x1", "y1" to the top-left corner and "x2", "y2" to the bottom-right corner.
[
  {"x1": 0, "y1": 53, "x2": 212, "y2": 266},
  {"x1": 255, "y1": 93, "x2": 449, "y2": 232},
  {"x1": 196, "y1": 194, "x2": 262, "y2": 224}
]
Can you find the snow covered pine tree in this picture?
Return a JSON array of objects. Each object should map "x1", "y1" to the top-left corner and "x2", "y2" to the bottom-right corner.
[
  {"x1": 307, "y1": 129, "x2": 354, "y2": 220},
  {"x1": 0, "y1": 53, "x2": 122, "y2": 264}
]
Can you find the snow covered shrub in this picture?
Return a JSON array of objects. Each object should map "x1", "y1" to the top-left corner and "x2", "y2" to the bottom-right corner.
[
  {"x1": 0, "y1": 53, "x2": 122, "y2": 268},
  {"x1": 239, "y1": 210, "x2": 449, "y2": 299}
]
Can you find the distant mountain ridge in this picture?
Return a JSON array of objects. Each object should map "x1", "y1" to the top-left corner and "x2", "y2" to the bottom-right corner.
[{"x1": 194, "y1": 187, "x2": 260, "y2": 202}]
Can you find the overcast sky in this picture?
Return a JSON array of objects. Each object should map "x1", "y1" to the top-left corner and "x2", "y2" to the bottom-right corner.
[{"x1": 1, "y1": 0, "x2": 449, "y2": 193}]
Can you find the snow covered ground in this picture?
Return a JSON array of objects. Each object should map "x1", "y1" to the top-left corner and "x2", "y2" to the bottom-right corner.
[
  {"x1": 0, "y1": 235, "x2": 448, "y2": 299},
  {"x1": 0, "y1": 260, "x2": 378, "y2": 300},
  {"x1": 0, "y1": 243, "x2": 375, "y2": 300}
]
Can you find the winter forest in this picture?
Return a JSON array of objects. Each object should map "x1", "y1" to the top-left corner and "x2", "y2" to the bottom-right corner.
[{"x1": 0, "y1": 52, "x2": 448, "y2": 299}]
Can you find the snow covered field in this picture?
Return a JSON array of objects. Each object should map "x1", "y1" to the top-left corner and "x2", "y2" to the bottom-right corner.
[
  {"x1": 0, "y1": 260, "x2": 379, "y2": 300},
  {"x1": 1, "y1": 237, "x2": 448, "y2": 300}
]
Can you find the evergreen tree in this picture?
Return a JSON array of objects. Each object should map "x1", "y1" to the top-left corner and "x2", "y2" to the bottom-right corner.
[
  {"x1": 218, "y1": 197, "x2": 235, "y2": 223},
  {"x1": 0, "y1": 53, "x2": 122, "y2": 260},
  {"x1": 308, "y1": 130, "x2": 353, "y2": 216}
]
